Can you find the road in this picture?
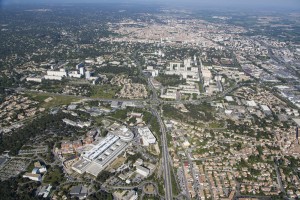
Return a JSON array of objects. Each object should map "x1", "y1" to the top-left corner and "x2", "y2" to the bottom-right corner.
[
  {"x1": 6, "y1": 54, "x2": 252, "y2": 200},
  {"x1": 148, "y1": 74, "x2": 173, "y2": 199},
  {"x1": 9, "y1": 79, "x2": 250, "y2": 107},
  {"x1": 258, "y1": 40, "x2": 300, "y2": 79},
  {"x1": 274, "y1": 157, "x2": 286, "y2": 197},
  {"x1": 152, "y1": 108, "x2": 173, "y2": 200},
  {"x1": 134, "y1": 49, "x2": 173, "y2": 200},
  {"x1": 186, "y1": 151, "x2": 200, "y2": 200},
  {"x1": 13, "y1": 87, "x2": 144, "y2": 103}
]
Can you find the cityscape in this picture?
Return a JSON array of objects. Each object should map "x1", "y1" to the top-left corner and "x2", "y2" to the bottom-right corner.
[{"x1": 0, "y1": 0, "x2": 300, "y2": 200}]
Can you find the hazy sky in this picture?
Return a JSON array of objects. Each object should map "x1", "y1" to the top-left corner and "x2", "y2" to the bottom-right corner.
[{"x1": 1, "y1": 0, "x2": 300, "y2": 11}]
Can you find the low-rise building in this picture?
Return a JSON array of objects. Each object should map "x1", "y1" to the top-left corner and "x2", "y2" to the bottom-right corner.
[
  {"x1": 23, "y1": 173, "x2": 42, "y2": 181},
  {"x1": 136, "y1": 165, "x2": 150, "y2": 177},
  {"x1": 37, "y1": 185, "x2": 52, "y2": 198},
  {"x1": 138, "y1": 127, "x2": 156, "y2": 146},
  {"x1": 114, "y1": 190, "x2": 138, "y2": 200},
  {"x1": 70, "y1": 185, "x2": 88, "y2": 200},
  {"x1": 26, "y1": 77, "x2": 44, "y2": 83},
  {"x1": 44, "y1": 75, "x2": 63, "y2": 80},
  {"x1": 47, "y1": 70, "x2": 67, "y2": 77},
  {"x1": 72, "y1": 130, "x2": 132, "y2": 176}
]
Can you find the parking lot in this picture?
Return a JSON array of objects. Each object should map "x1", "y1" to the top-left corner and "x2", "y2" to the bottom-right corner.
[{"x1": 0, "y1": 157, "x2": 31, "y2": 180}]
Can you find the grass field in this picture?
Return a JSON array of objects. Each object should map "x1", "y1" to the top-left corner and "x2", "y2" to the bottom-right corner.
[
  {"x1": 26, "y1": 92, "x2": 80, "y2": 109},
  {"x1": 209, "y1": 121, "x2": 225, "y2": 129},
  {"x1": 90, "y1": 85, "x2": 121, "y2": 98},
  {"x1": 43, "y1": 165, "x2": 65, "y2": 185},
  {"x1": 109, "y1": 157, "x2": 126, "y2": 170}
]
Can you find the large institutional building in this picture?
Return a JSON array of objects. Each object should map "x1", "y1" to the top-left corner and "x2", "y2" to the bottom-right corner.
[
  {"x1": 161, "y1": 56, "x2": 202, "y2": 100},
  {"x1": 165, "y1": 57, "x2": 200, "y2": 82},
  {"x1": 137, "y1": 127, "x2": 156, "y2": 146},
  {"x1": 72, "y1": 127, "x2": 134, "y2": 177}
]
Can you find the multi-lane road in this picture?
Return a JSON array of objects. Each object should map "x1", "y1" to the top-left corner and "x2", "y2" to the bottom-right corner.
[
  {"x1": 148, "y1": 75, "x2": 173, "y2": 199},
  {"x1": 7, "y1": 67, "x2": 248, "y2": 200},
  {"x1": 152, "y1": 108, "x2": 173, "y2": 200}
]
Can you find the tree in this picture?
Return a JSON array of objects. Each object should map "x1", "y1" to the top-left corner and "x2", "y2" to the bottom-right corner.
[{"x1": 96, "y1": 171, "x2": 114, "y2": 183}]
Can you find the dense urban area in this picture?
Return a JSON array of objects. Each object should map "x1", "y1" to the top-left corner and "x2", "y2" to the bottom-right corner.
[{"x1": 0, "y1": 2, "x2": 300, "y2": 200}]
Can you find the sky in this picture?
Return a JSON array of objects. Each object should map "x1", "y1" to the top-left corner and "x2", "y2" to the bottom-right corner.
[{"x1": 1, "y1": 0, "x2": 300, "y2": 11}]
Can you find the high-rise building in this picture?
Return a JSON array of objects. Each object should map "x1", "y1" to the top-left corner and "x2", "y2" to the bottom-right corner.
[
  {"x1": 85, "y1": 71, "x2": 91, "y2": 79},
  {"x1": 76, "y1": 62, "x2": 84, "y2": 70},
  {"x1": 79, "y1": 67, "x2": 85, "y2": 76}
]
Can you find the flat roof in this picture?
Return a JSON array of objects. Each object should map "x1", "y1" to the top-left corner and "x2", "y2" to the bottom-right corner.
[
  {"x1": 261, "y1": 105, "x2": 271, "y2": 111},
  {"x1": 293, "y1": 118, "x2": 300, "y2": 126},
  {"x1": 83, "y1": 134, "x2": 119, "y2": 161},
  {"x1": 24, "y1": 173, "x2": 41, "y2": 178},
  {"x1": 247, "y1": 100, "x2": 257, "y2": 107},
  {"x1": 94, "y1": 141, "x2": 127, "y2": 167},
  {"x1": 138, "y1": 127, "x2": 156, "y2": 141},
  {"x1": 0, "y1": 157, "x2": 7, "y2": 166},
  {"x1": 72, "y1": 158, "x2": 91, "y2": 171},
  {"x1": 225, "y1": 96, "x2": 234, "y2": 102},
  {"x1": 86, "y1": 162, "x2": 103, "y2": 177},
  {"x1": 70, "y1": 186, "x2": 82, "y2": 195}
]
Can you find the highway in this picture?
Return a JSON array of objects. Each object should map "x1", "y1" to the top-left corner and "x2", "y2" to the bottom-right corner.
[
  {"x1": 148, "y1": 76, "x2": 173, "y2": 199},
  {"x1": 8, "y1": 79, "x2": 248, "y2": 107},
  {"x1": 152, "y1": 108, "x2": 173, "y2": 200},
  {"x1": 6, "y1": 62, "x2": 251, "y2": 200},
  {"x1": 135, "y1": 48, "x2": 173, "y2": 199}
]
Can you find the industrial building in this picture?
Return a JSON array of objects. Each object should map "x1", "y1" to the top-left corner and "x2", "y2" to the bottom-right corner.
[{"x1": 138, "y1": 127, "x2": 156, "y2": 146}]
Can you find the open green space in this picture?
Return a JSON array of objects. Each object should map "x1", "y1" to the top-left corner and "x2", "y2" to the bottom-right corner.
[
  {"x1": 26, "y1": 92, "x2": 80, "y2": 109},
  {"x1": 170, "y1": 169, "x2": 180, "y2": 196},
  {"x1": 26, "y1": 161, "x2": 35, "y2": 172},
  {"x1": 163, "y1": 102, "x2": 216, "y2": 124},
  {"x1": 43, "y1": 165, "x2": 65, "y2": 186},
  {"x1": 90, "y1": 85, "x2": 121, "y2": 98},
  {"x1": 209, "y1": 121, "x2": 225, "y2": 129},
  {"x1": 155, "y1": 74, "x2": 185, "y2": 87},
  {"x1": 21, "y1": 145, "x2": 34, "y2": 150}
]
